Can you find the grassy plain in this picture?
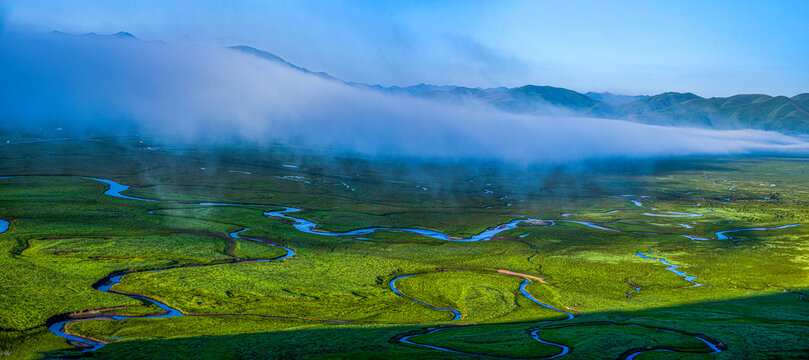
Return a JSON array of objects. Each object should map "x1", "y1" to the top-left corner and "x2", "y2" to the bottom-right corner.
[{"x1": 0, "y1": 136, "x2": 808, "y2": 359}]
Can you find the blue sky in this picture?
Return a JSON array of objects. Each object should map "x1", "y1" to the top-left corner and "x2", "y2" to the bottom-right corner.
[{"x1": 3, "y1": 0, "x2": 808, "y2": 97}]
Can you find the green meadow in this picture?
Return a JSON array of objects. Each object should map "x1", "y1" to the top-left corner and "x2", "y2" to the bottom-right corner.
[{"x1": 0, "y1": 137, "x2": 808, "y2": 359}]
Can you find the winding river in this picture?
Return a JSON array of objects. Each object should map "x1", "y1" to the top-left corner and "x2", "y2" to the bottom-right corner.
[
  {"x1": 389, "y1": 275, "x2": 462, "y2": 321},
  {"x1": 396, "y1": 276, "x2": 723, "y2": 359},
  {"x1": 624, "y1": 326, "x2": 722, "y2": 359},
  {"x1": 83, "y1": 176, "x2": 547, "y2": 242},
  {"x1": 520, "y1": 279, "x2": 574, "y2": 358},
  {"x1": 263, "y1": 209, "x2": 624, "y2": 240},
  {"x1": 715, "y1": 223, "x2": 803, "y2": 240},
  {"x1": 46, "y1": 224, "x2": 295, "y2": 351},
  {"x1": 2, "y1": 176, "x2": 798, "y2": 357},
  {"x1": 397, "y1": 277, "x2": 573, "y2": 358},
  {"x1": 641, "y1": 211, "x2": 705, "y2": 218},
  {"x1": 47, "y1": 274, "x2": 184, "y2": 351},
  {"x1": 636, "y1": 251, "x2": 706, "y2": 287},
  {"x1": 229, "y1": 228, "x2": 295, "y2": 260},
  {"x1": 29, "y1": 177, "x2": 298, "y2": 351},
  {"x1": 264, "y1": 207, "x2": 542, "y2": 242}
]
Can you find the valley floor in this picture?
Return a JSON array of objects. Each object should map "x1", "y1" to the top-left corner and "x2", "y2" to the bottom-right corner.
[{"x1": 1, "y1": 137, "x2": 808, "y2": 359}]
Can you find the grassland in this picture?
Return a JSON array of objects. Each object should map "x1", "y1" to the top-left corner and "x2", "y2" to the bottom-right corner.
[{"x1": 0, "y1": 136, "x2": 808, "y2": 359}]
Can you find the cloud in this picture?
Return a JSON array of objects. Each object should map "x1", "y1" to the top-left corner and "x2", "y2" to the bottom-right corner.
[{"x1": 1, "y1": 30, "x2": 808, "y2": 164}]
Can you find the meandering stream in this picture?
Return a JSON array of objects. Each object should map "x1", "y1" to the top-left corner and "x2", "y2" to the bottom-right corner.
[
  {"x1": 389, "y1": 275, "x2": 462, "y2": 321},
  {"x1": 715, "y1": 223, "x2": 803, "y2": 240},
  {"x1": 636, "y1": 251, "x2": 706, "y2": 287},
  {"x1": 229, "y1": 228, "x2": 296, "y2": 260},
  {"x1": 47, "y1": 274, "x2": 184, "y2": 351},
  {"x1": 34, "y1": 177, "x2": 297, "y2": 351},
  {"x1": 397, "y1": 278, "x2": 573, "y2": 358},
  {"x1": 624, "y1": 329, "x2": 722, "y2": 359},
  {"x1": 46, "y1": 224, "x2": 295, "y2": 351},
  {"x1": 264, "y1": 207, "x2": 542, "y2": 242},
  {"x1": 520, "y1": 279, "x2": 574, "y2": 358},
  {"x1": 2, "y1": 176, "x2": 798, "y2": 356}
]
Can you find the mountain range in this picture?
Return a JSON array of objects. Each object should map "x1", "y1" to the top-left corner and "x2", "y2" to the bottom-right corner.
[
  {"x1": 53, "y1": 32, "x2": 809, "y2": 134},
  {"x1": 231, "y1": 45, "x2": 809, "y2": 134}
]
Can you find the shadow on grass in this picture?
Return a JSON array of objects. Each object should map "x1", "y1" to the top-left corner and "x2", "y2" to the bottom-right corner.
[{"x1": 39, "y1": 289, "x2": 809, "y2": 360}]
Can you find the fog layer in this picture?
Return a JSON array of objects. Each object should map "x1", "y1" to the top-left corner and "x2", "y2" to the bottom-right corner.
[{"x1": 2, "y1": 31, "x2": 808, "y2": 163}]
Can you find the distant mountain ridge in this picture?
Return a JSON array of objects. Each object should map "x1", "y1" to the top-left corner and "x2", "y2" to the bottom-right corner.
[
  {"x1": 621, "y1": 93, "x2": 809, "y2": 131},
  {"x1": 229, "y1": 45, "x2": 809, "y2": 134},
  {"x1": 53, "y1": 30, "x2": 138, "y2": 40},
  {"x1": 585, "y1": 92, "x2": 648, "y2": 105},
  {"x1": 50, "y1": 32, "x2": 809, "y2": 134},
  {"x1": 229, "y1": 45, "x2": 342, "y2": 83}
]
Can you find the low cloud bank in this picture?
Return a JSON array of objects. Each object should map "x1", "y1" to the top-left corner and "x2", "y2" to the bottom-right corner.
[{"x1": 2, "y1": 31, "x2": 808, "y2": 163}]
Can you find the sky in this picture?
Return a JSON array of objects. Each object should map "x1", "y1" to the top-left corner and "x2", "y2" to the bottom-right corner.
[{"x1": 2, "y1": 0, "x2": 808, "y2": 97}]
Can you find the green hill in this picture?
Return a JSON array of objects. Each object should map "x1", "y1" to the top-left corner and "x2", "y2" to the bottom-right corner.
[
  {"x1": 414, "y1": 85, "x2": 612, "y2": 116},
  {"x1": 791, "y1": 93, "x2": 809, "y2": 108},
  {"x1": 622, "y1": 94, "x2": 809, "y2": 132},
  {"x1": 616, "y1": 92, "x2": 703, "y2": 116},
  {"x1": 584, "y1": 92, "x2": 648, "y2": 105},
  {"x1": 413, "y1": 87, "x2": 809, "y2": 133},
  {"x1": 482, "y1": 85, "x2": 609, "y2": 115}
]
